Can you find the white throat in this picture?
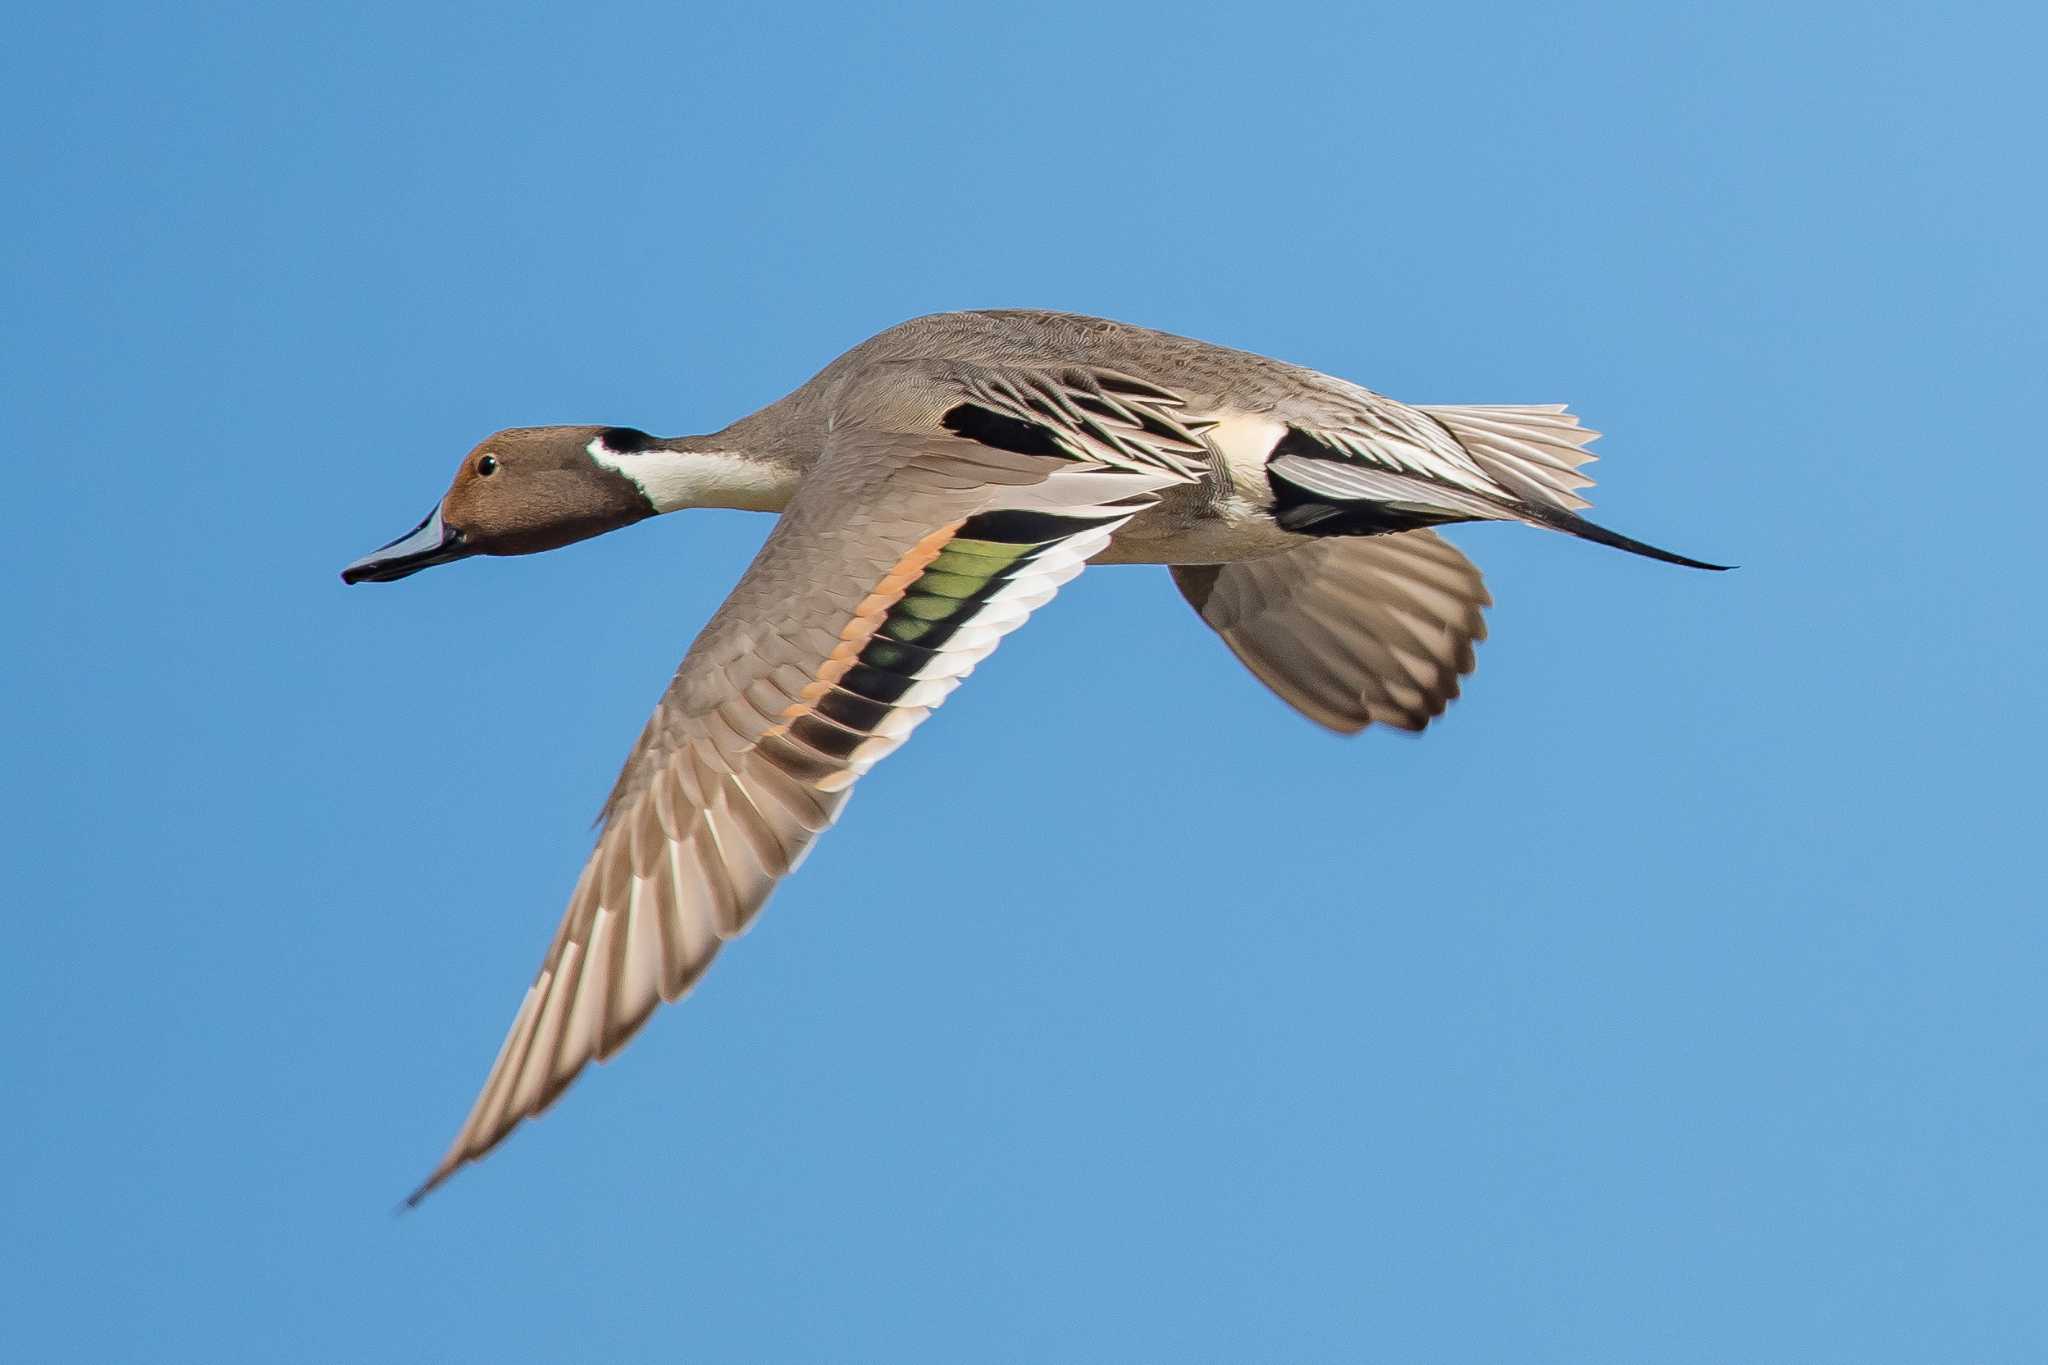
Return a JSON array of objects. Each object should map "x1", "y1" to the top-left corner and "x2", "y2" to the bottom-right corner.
[{"x1": 586, "y1": 438, "x2": 797, "y2": 514}]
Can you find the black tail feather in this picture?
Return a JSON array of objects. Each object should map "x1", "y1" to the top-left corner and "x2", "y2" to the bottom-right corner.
[{"x1": 1531, "y1": 507, "x2": 1731, "y2": 570}]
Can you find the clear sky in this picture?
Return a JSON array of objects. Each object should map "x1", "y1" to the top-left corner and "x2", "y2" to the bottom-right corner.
[{"x1": 5, "y1": 1, "x2": 2044, "y2": 1360}]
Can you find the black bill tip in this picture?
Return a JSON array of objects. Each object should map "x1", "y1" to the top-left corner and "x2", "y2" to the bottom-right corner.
[{"x1": 341, "y1": 507, "x2": 471, "y2": 584}]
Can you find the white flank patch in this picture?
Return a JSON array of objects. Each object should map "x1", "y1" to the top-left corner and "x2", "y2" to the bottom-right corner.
[
  {"x1": 1199, "y1": 409, "x2": 1287, "y2": 496},
  {"x1": 586, "y1": 438, "x2": 798, "y2": 514}
]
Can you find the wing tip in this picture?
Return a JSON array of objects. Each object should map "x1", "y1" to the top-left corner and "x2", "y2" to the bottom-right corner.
[{"x1": 399, "y1": 1156, "x2": 464, "y2": 1211}]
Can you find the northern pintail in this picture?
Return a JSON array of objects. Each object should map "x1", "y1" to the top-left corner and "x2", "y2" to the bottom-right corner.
[{"x1": 343, "y1": 309, "x2": 1724, "y2": 1202}]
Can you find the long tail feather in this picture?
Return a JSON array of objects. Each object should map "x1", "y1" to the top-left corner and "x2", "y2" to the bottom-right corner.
[{"x1": 1530, "y1": 507, "x2": 1731, "y2": 570}]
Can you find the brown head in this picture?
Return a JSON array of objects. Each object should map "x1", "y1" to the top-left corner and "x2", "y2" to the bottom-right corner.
[{"x1": 341, "y1": 426, "x2": 659, "y2": 583}]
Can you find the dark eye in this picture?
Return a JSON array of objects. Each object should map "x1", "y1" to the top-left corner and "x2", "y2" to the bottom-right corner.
[{"x1": 476, "y1": 455, "x2": 498, "y2": 476}]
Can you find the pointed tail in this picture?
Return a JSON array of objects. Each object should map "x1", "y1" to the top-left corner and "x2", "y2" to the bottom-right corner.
[
  {"x1": 1417, "y1": 402, "x2": 1729, "y2": 570},
  {"x1": 1527, "y1": 505, "x2": 1731, "y2": 570}
]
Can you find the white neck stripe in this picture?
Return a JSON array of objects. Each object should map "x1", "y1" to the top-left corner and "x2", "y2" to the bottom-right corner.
[{"x1": 586, "y1": 438, "x2": 797, "y2": 514}]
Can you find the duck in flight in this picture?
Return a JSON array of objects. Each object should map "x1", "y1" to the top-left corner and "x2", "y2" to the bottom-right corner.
[{"x1": 342, "y1": 309, "x2": 1725, "y2": 1204}]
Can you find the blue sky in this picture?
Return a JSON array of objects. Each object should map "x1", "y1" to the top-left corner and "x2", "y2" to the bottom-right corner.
[{"x1": 5, "y1": 1, "x2": 2045, "y2": 1360}]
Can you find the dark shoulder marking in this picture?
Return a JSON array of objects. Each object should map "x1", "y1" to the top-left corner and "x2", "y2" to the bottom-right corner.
[{"x1": 941, "y1": 403, "x2": 1064, "y2": 457}]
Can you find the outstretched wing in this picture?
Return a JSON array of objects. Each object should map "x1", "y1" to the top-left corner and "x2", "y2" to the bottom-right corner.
[
  {"x1": 408, "y1": 429, "x2": 1178, "y2": 1202},
  {"x1": 1171, "y1": 530, "x2": 1491, "y2": 734}
]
